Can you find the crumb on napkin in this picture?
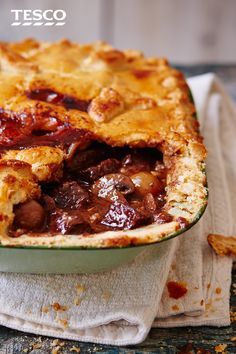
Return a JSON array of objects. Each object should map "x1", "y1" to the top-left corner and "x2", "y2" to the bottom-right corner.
[
  {"x1": 214, "y1": 343, "x2": 227, "y2": 353},
  {"x1": 51, "y1": 302, "x2": 68, "y2": 312}
]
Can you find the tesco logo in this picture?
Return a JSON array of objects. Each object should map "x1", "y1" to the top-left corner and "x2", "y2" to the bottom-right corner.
[{"x1": 11, "y1": 9, "x2": 66, "y2": 26}]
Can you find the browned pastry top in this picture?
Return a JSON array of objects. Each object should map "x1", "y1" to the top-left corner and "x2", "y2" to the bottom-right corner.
[{"x1": 0, "y1": 39, "x2": 207, "y2": 248}]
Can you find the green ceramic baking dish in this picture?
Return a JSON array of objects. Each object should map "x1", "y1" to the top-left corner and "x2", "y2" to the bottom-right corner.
[{"x1": 0, "y1": 39, "x2": 208, "y2": 273}]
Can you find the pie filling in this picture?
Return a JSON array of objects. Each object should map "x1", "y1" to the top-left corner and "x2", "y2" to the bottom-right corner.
[{"x1": 10, "y1": 142, "x2": 177, "y2": 237}]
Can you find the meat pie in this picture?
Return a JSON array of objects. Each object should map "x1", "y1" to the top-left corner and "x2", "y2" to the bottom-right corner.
[{"x1": 0, "y1": 39, "x2": 207, "y2": 248}]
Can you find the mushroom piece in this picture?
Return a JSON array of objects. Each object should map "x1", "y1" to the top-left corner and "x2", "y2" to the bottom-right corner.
[{"x1": 92, "y1": 173, "x2": 135, "y2": 202}]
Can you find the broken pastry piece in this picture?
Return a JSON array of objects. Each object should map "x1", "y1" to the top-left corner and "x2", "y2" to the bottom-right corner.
[
  {"x1": 208, "y1": 234, "x2": 236, "y2": 257},
  {"x1": 0, "y1": 39, "x2": 207, "y2": 248}
]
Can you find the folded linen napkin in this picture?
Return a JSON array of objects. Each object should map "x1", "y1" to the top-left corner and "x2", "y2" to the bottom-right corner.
[{"x1": 0, "y1": 74, "x2": 234, "y2": 346}]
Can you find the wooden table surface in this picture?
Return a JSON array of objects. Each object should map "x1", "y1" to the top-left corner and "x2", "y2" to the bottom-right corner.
[{"x1": 0, "y1": 65, "x2": 235, "y2": 354}]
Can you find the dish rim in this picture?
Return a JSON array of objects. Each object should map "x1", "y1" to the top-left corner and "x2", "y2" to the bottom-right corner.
[{"x1": 0, "y1": 203, "x2": 207, "y2": 251}]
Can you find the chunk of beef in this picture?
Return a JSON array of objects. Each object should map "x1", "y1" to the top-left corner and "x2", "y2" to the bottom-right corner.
[
  {"x1": 53, "y1": 181, "x2": 89, "y2": 210},
  {"x1": 80, "y1": 158, "x2": 120, "y2": 182},
  {"x1": 41, "y1": 194, "x2": 56, "y2": 213},
  {"x1": 50, "y1": 209, "x2": 88, "y2": 234},
  {"x1": 120, "y1": 152, "x2": 151, "y2": 175},
  {"x1": 101, "y1": 201, "x2": 144, "y2": 230},
  {"x1": 66, "y1": 147, "x2": 107, "y2": 172}
]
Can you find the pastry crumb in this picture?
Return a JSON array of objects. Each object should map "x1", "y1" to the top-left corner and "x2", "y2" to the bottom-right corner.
[
  {"x1": 73, "y1": 297, "x2": 81, "y2": 306},
  {"x1": 205, "y1": 301, "x2": 213, "y2": 311},
  {"x1": 42, "y1": 306, "x2": 49, "y2": 313},
  {"x1": 230, "y1": 311, "x2": 236, "y2": 323},
  {"x1": 52, "y1": 346, "x2": 61, "y2": 354},
  {"x1": 52, "y1": 339, "x2": 60, "y2": 347},
  {"x1": 76, "y1": 284, "x2": 85, "y2": 294},
  {"x1": 102, "y1": 289, "x2": 112, "y2": 301},
  {"x1": 31, "y1": 342, "x2": 42, "y2": 349},
  {"x1": 172, "y1": 304, "x2": 179, "y2": 311},
  {"x1": 70, "y1": 346, "x2": 81, "y2": 352},
  {"x1": 208, "y1": 234, "x2": 236, "y2": 257},
  {"x1": 51, "y1": 302, "x2": 68, "y2": 312},
  {"x1": 214, "y1": 343, "x2": 227, "y2": 353},
  {"x1": 51, "y1": 338, "x2": 65, "y2": 347},
  {"x1": 58, "y1": 318, "x2": 69, "y2": 328}
]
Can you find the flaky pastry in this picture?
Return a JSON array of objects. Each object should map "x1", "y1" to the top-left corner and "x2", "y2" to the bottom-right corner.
[{"x1": 0, "y1": 39, "x2": 207, "y2": 248}]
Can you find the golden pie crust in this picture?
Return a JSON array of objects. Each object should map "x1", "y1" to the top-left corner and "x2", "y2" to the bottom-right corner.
[
  {"x1": 0, "y1": 39, "x2": 207, "y2": 248},
  {"x1": 207, "y1": 234, "x2": 236, "y2": 257}
]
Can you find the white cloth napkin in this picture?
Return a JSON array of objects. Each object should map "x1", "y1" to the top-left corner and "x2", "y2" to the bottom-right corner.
[{"x1": 0, "y1": 74, "x2": 234, "y2": 346}]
